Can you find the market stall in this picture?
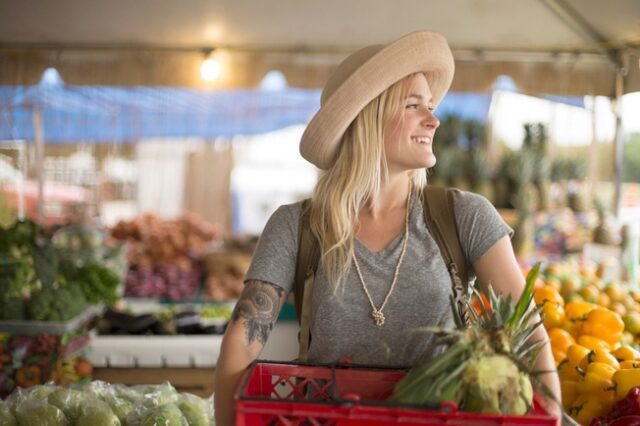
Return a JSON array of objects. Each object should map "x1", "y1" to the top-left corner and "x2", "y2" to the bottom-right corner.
[{"x1": 1, "y1": 1, "x2": 640, "y2": 425}]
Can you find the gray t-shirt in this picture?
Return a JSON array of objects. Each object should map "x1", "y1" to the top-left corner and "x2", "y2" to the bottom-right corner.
[{"x1": 245, "y1": 189, "x2": 512, "y2": 367}]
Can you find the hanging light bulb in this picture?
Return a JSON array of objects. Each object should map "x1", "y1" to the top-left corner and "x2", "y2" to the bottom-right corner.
[{"x1": 200, "y1": 49, "x2": 221, "y2": 82}]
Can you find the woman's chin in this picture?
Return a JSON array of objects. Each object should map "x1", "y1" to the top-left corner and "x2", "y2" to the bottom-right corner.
[{"x1": 423, "y1": 155, "x2": 436, "y2": 169}]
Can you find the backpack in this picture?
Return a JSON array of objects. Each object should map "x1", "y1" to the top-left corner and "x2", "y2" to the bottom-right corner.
[{"x1": 293, "y1": 185, "x2": 470, "y2": 361}]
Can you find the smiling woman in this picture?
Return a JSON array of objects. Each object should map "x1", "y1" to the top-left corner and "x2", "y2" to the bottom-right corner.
[{"x1": 214, "y1": 31, "x2": 563, "y2": 426}]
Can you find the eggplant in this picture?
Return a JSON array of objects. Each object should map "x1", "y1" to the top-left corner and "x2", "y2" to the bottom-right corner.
[{"x1": 102, "y1": 310, "x2": 158, "y2": 334}]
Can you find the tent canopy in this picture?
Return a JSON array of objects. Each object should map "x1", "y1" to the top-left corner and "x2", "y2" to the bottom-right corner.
[{"x1": 0, "y1": 0, "x2": 638, "y2": 96}]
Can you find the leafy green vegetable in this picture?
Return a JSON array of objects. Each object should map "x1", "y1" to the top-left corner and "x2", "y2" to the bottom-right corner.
[{"x1": 0, "y1": 220, "x2": 123, "y2": 321}]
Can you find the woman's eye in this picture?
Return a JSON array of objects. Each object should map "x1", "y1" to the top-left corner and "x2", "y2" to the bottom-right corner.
[{"x1": 405, "y1": 104, "x2": 419, "y2": 109}]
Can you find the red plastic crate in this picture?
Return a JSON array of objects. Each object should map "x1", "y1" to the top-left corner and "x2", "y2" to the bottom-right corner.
[{"x1": 235, "y1": 360, "x2": 556, "y2": 426}]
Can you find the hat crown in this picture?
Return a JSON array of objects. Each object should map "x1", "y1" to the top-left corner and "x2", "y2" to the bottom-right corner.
[{"x1": 321, "y1": 44, "x2": 384, "y2": 106}]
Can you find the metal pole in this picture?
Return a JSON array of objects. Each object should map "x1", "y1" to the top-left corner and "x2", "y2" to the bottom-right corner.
[
  {"x1": 32, "y1": 109, "x2": 45, "y2": 225},
  {"x1": 613, "y1": 68, "x2": 625, "y2": 217},
  {"x1": 587, "y1": 97, "x2": 598, "y2": 186}
]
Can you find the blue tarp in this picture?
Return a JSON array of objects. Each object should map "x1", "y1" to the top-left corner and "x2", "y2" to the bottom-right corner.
[
  {"x1": 0, "y1": 80, "x2": 502, "y2": 143},
  {"x1": 0, "y1": 84, "x2": 323, "y2": 142}
]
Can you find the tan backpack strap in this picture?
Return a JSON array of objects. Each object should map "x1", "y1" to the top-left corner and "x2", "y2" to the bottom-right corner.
[
  {"x1": 297, "y1": 273, "x2": 314, "y2": 361},
  {"x1": 422, "y1": 186, "x2": 469, "y2": 322},
  {"x1": 294, "y1": 199, "x2": 320, "y2": 361}
]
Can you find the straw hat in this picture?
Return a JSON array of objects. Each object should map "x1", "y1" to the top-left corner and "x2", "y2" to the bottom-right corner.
[{"x1": 300, "y1": 31, "x2": 455, "y2": 170}]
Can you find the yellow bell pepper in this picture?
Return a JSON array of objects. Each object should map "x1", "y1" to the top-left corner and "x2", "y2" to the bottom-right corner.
[
  {"x1": 565, "y1": 300, "x2": 595, "y2": 321},
  {"x1": 534, "y1": 285, "x2": 564, "y2": 306},
  {"x1": 578, "y1": 335, "x2": 612, "y2": 351},
  {"x1": 580, "y1": 308, "x2": 625, "y2": 345},
  {"x1": 579, "y1": 362, "x2": 616, "y2": 393},
  {"x1": 570, "y1": 393, "x2": 613, "y2": 426},
  {"x1": 613, "y1": 345, "x2": 640, "y2": 362},
  {"x1": 549, "y1": 327, "x2": 576, "y2": 362},
  {"x1": 567, "y1": 344, "x2": 592, "y2": 367},
  {"x1": 561, "y1": 380, "x2": 580, "y2": 411},
  {"x1": 558, "y1": 359, "x2": 581, "y2": 381},
  {"x1": 542, "y1": 302, "x2": 566, "y2": 329},
  {"x1": 612, "y1": 368, "x2": 640, "y2": 401},
  {"x1": 578, "y1": 348, "x2": 621, "y2": 370},
  {"x1": 562, "y1": 319, "x2": 582, "y2": 339},
  {"x1": 619, "y1": 360, "x2": 640, "y2": 369}
]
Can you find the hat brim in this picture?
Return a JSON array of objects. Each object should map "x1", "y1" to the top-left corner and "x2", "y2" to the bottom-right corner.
[{"x1": 300, "y1": 31, "x2": 455, "y2": 170}]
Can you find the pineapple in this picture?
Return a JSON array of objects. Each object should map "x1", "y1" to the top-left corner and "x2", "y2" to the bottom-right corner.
[
  {"x1": 392, "y1": 265, "x2": 547, "y2": 415},
  {"x1": 466, "y1": 149, "x2": 494, "y2": 202},
  {"x1": 526, "y1": 123, "x2": 551, "y2": 211},
  {"x1": 429, "y1": 148, "x2": 456, "y2": 188},
  {"x1": 593, "y1": 196, "x2": 617, "y2": 245},
  {"x1": 450, "y1": 150, "x2": 470, "y2": 191},
  {"x1": 512, "y1": 184, "x2": 537, "y2": 258}
]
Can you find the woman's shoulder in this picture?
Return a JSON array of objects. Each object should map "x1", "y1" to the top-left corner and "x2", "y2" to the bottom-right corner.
[
  {"x1": 448, "y1": 188, "x2": 496, "y2": 212},
  {"x1": 272, "y1": 199, "x2": 305, "y2": 219},
  {"x1": 264, "y1": 199, "x2": 306, "y2": 232}
]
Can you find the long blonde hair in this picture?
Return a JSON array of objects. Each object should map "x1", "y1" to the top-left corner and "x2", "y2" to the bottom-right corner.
[{"x1": 309, "y1": 73, "x2": 428, "y2": 291}]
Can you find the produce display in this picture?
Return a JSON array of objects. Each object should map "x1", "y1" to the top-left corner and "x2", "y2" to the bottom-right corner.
[
  {"x1": 533, "y1": 209, "x2": 598, "y2": 256},
  {"x1": 0, "y1": 220, "x2": 122, "y2": 322},
  {"x1": 536, "y1": 259, "x2": 640, "y2": 425},
  {"x1": 0, "y1": 380, "x2": 213, "y2": 425},
  {"x1": 392, "y1": 265, "x2": 544, "y2": 415},
  {"x1": 0, "y1": 331, "x2": 92, "y2": 398},
  {"x1": 202, "y1": 251, "x2": 249, "y2": 301},
  {"x1": 111, "y1": 213, "x2": 221, "y2": 301},
  {"x1": 95, "y1": 304, "x2": 232, "y2": 335}
]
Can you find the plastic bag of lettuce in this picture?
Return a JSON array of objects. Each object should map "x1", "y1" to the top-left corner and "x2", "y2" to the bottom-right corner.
[{"x1": 1, "y1": 380, "x2": 214, "y2": 425}]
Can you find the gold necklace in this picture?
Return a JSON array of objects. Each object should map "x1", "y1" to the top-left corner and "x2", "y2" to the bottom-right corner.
[{"x1": 353, "y1": 183, "x2": 412, "y2": 326}]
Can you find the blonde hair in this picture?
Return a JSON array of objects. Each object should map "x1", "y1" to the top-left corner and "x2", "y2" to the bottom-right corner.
[{"x1": 309, "y1": 73, "x2": 428, "y2": 291}]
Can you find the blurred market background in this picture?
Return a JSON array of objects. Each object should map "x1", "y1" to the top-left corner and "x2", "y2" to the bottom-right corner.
[{"x1": 0, "y1": 1, "x2": 640, "y2": 424}]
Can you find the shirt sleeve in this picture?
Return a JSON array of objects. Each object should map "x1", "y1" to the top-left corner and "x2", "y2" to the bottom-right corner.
[
  {"x1": 244, "y1": 203, "x2": 301, "y2": 293},
  {"x1": 452, "y1": 189, "x2": 514, "y2": 266}
]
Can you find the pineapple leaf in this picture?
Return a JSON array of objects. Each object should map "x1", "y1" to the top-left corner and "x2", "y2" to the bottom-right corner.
[
  {"x1": 525, "y1": 342, "x2": 548, "y2": 371},
  {"x1": 487, "y1": 284, "x2": 499, "y2": 310},
  {"x1": 513, "y1": 305, "x2": 540, "y2": 332},
  {"x1": 513, "y1": 303, "x2": 541, "y2": 333},
  {"x1": 515, "y1": 337, "x2": 546, "y2": 365},
  {"x1": 393, "y1": 339, "x2": 469, "y2": 400},
  {"x1": 497, "y1": 298, "x2": 515, "y2": 327},
  {"x1": 432, "y1": 358, "x2": 468, "y2": 402},
  {"x1": 508, "y1": 263, "x2": 541, "y2": 329},
  {"x1": 510, "y1": 307, "x2": 542, "y2": 338},
  {"x1": 511, "y1": 318, "x2": 543, "y2": 354},
  {"x1": 507, "y1": 313, "x2": 542, "y2": 347}
]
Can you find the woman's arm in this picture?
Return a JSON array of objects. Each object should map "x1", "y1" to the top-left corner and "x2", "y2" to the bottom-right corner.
[
  {"x1": 472, "y1": 235, "x2": 562, "y2": 421},
  {"x1": 214, "y1": 279, "x2": 288, "y2": 426}
]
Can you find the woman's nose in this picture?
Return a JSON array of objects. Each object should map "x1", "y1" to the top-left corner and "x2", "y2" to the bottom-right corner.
[{"x1": 421, "y1": 110, "x2": 440, "y2": 129}]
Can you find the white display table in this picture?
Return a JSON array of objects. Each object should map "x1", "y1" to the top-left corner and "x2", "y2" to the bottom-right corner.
[
  {"x1": 87, "y1": 320, "x2": 299, "y2": 368},
  {"x1": 87, "y1": 320, "x2": 299, "y2": 397}
]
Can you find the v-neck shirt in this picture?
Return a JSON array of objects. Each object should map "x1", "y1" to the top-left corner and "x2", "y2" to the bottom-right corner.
[{"x1": 244, "y1": 188, "x2": 512, "y2": 367}]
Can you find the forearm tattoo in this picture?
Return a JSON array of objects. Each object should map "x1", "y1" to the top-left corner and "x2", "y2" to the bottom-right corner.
[{"x1": 231, "y1": 280, "x2": 284, "y2": 345}]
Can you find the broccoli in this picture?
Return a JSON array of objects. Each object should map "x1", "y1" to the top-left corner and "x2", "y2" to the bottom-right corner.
[{"x1": 27, "y1": 280, "x2": 88, "y2": 321}]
